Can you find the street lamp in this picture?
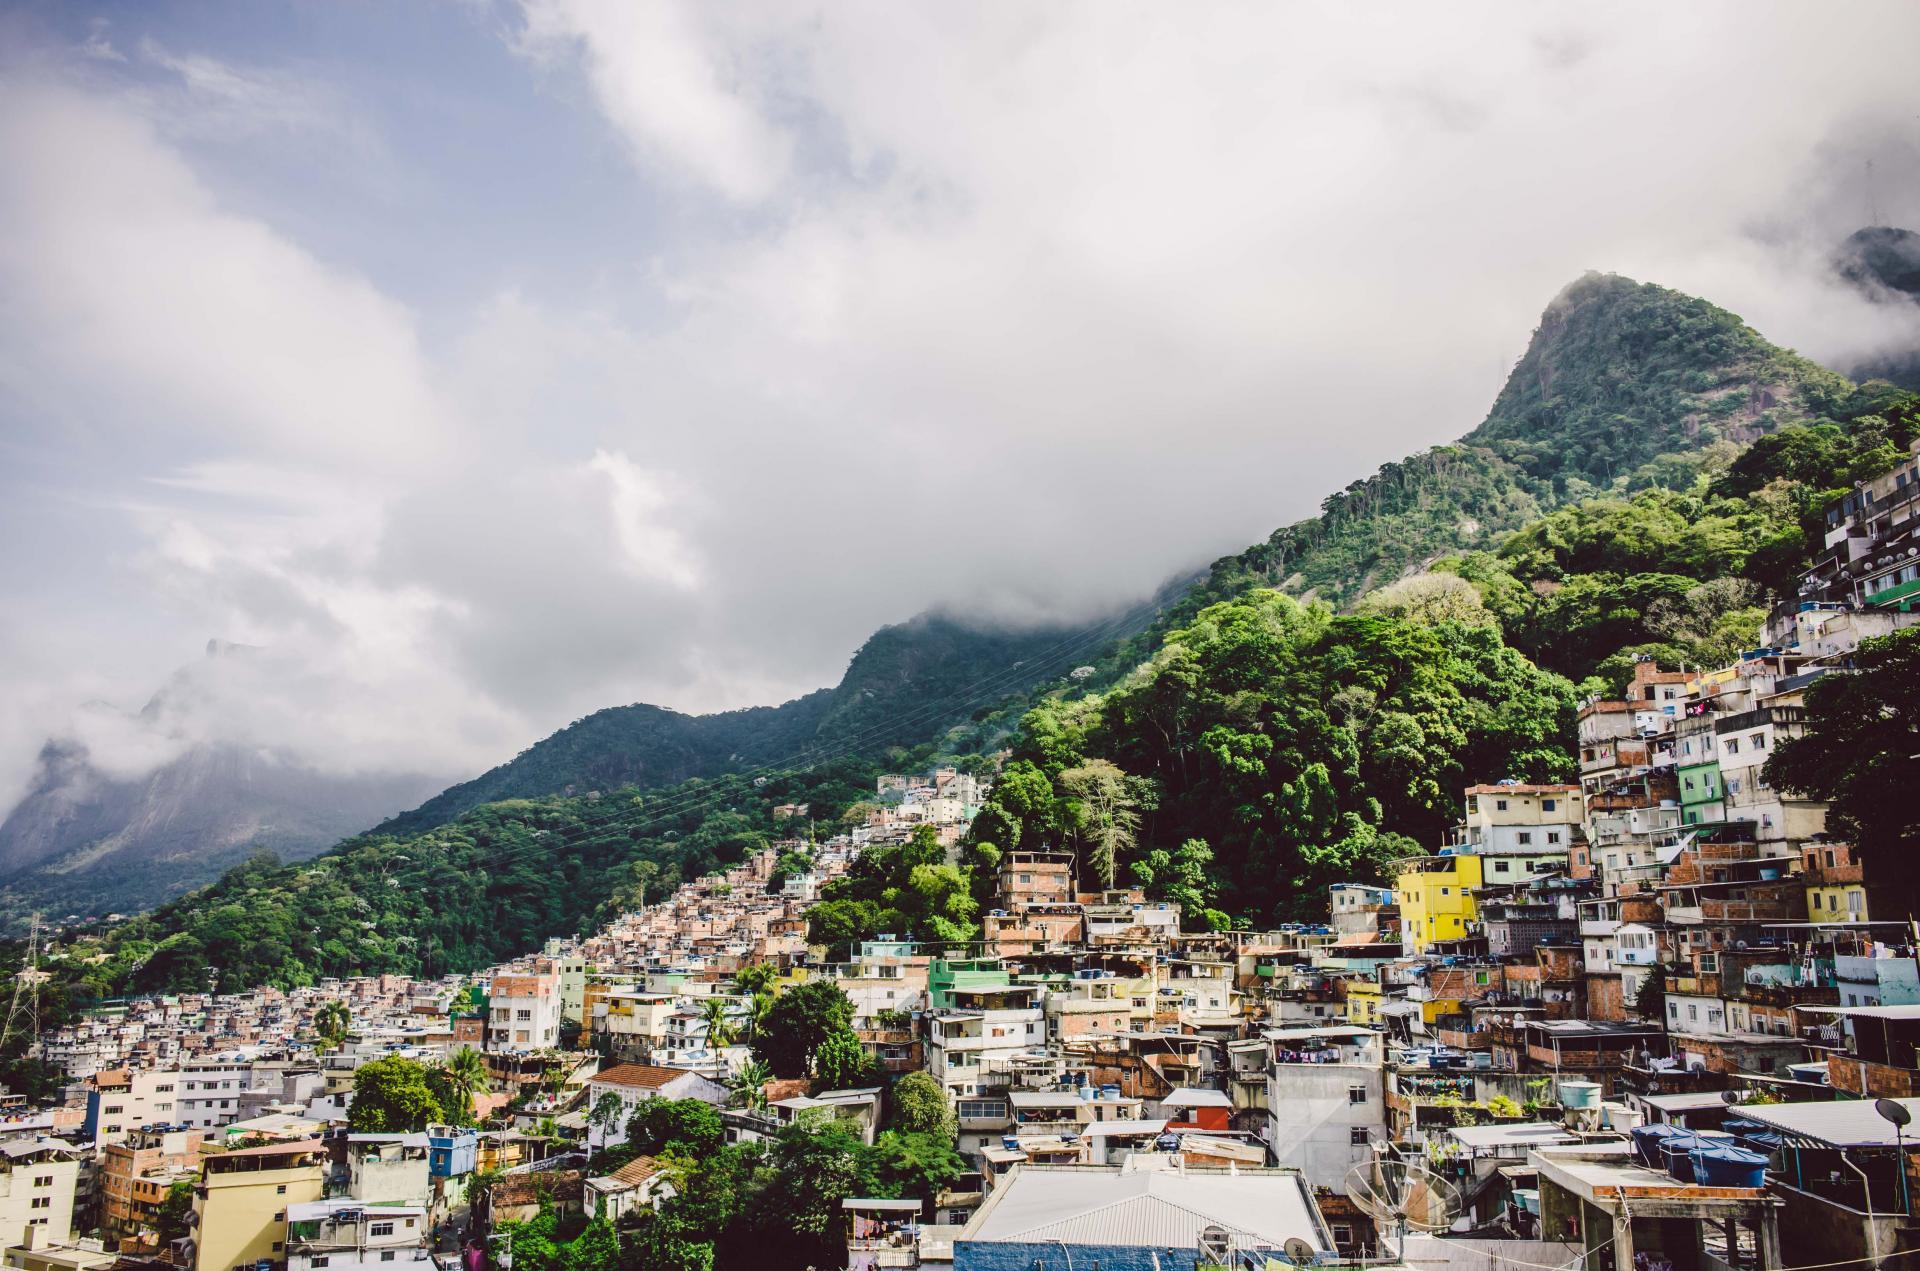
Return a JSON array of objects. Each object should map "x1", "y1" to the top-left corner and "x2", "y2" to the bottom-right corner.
[{"x1": 1875, "y1": 1098, "x2": 1911, "y2": 1216}]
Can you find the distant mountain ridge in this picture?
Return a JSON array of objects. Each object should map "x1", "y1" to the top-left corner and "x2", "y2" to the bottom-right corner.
[
  {"x1": 0, "y1": 732, "x2": 443, "y2": 925},
  {"x1": 1833, "y1": 225, "x2": 1920, "y2": 391},
  {"x1": 377, "y1": 611, "x2": 1139, "y2": 837}
]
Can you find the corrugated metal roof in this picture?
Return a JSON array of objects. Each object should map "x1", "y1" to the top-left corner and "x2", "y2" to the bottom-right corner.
[{"x1": 1742, "y1": 1098, "x2": 1920, "y2": 1147}]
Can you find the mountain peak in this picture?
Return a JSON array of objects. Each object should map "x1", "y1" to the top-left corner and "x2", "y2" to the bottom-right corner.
[
  {"x1": 1464, "y1": 272, "x2": 1853, "y2": 488},
  {"x1": 1834, "y1": 225, "x2": 1920, "y2": 301}
]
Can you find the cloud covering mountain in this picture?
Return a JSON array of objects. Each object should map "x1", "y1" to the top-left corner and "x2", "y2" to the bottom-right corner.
[{"x1": 4, "y1": 2, "x2": 1920, "y2": 820}]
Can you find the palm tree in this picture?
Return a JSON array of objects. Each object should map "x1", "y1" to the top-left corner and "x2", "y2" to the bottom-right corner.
[
  {"x1": 700, "y1": 997, "x2": 735, "y2": 1079},
  {"x1": 437, "y1": 1046, "x2": 491, "y2": 1123},
  {"x1": 730, "y1": 1059, "x2": 772, "y2": 1113}
]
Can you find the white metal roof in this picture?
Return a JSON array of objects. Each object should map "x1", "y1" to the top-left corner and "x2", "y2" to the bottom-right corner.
[
  {"x1": 1741, "y1": 1098, "x2": 1920, "y2": 1147},
  {"x1": 1162, "y1": 1088, "x2": 1233, "y2": 1108},
  {"x1": 961, "y1": 1165, "x2": 1328, "y2": 1251}
]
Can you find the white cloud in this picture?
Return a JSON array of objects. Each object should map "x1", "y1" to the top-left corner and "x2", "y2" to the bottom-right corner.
[
  {"x1": 516, "y1": 0, "x2": 793, "y2": 203},
  {"x1": 7, "y1": 3, "x2": 1920, "y2": 829}
]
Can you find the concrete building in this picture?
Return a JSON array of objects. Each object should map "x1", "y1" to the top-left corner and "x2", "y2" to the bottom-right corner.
[
  {"x1": 926, "y1": 986, "x2": 1047, "y2": 1101},
  {"x1": 82, "y1": 1071, "x2": 183, "y2": 1146},
  {"x1": 486, "y1": 969, "x2": 561, "y2": 1053},
  {"x1": 188, "y1": 1139, "x2": 327, "y2": 1271},
  {"x1": 284, "y1": 1199, "x2": 430, "y2": 1271},
  {"x1": 0, "y1": 1142, "x2": 80, "y2": 1249},
  {"x1": 99, "y1": 1127, "x2": 205, "y2": 1249},
  {"x1": 1263, "y1": 1026, "x2": 1385, "y2": 1192}
]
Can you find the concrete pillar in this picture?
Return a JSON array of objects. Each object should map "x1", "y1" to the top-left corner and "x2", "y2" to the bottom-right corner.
[
  {"x1": 1611, "y1": 1210, "x2": 1635, "y2": 1271},
  {"x1": 1758, "y1": 1211, "x2": 1782, "y2": 1271}
]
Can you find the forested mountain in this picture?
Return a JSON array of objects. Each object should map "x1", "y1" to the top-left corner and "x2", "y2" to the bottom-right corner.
[
  {"x1": 380, "y1": 611, "x2": 1144, "y2": 837},
  {"x1": 1156, "y1": 273, "x2": 1857, "y2": 627}
]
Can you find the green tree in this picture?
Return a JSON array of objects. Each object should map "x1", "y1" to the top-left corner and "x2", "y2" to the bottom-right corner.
[
  {"x1": 698, "y1": 997, "x2": 736, "y2": 1076},
  {"x1": 753, "y1": 980, "x2": 855, "y2": 1079},
  {"x1": 731, "y1": 1059, "x2": 772, "y2": 1112},
  {"x1": 626, "y1": 1098, "x2": 725, "y2": 1157},
  {"x1": 347, "y1": 1056, "x2": 445, "y2": 1132},
  {"x1": 810, "y1": 1029, "x2": 874, "y2": 1092},
  {"x1": 1058, "y1": 759, "x2": 1145, "y2": 888},
  {"x1": 864, "y1": 1130, "x2": 966, "y2": 1207},
  {"x1": 732, "y1": 963, "x2": 778, "y2": 998},
  {"x1": 588, "y1": 1092, "x2": 627, "y2": 1145},
  {"x1": 427, "y1": 1046, "x2": 490, "y2": 1126},
  {"x1": 314, "y1": 999, "x2": 352, "y2": 1049},
  {"x1": 1765, "y1": 629, "x2": 1920, "y2": 914},
  {"x1": 155, "y1": 1180, "x2": 196, "y2": 1246},
  {"x1": 887, "y1": 1071, "x2": 956, "y2": 1140}
]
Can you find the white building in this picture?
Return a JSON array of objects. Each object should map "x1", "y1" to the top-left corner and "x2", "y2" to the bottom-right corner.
[
  {"x1": 85, "y1": 1070, "x2": 183, "y2": 1146},
  {"x1": 1265, "y1": 1026, "x2": 1386, "y2": 1192},
  {"x1": 584, "y1": 1065, "x2": 729, "y2": 1150},
  {"x1": 178, "y1": 1059, "x2": 261, "y2": 1130},
  {"x1": 486, "y1": 969, "x2": 561, "y2": 1053},
  {"x1": 0, "y1": 1140, "x2": 81, "y2": 1248},
  {"x1": 285, "y1": 1199, "x2": 431, "y2": 1271}
]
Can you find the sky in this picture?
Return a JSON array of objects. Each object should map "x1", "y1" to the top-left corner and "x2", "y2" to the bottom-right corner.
[{"x1": 2, "y1": 0, "x2": 1919, "y2": 811}]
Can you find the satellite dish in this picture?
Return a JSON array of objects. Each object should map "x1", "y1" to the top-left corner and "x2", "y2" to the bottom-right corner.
[
  {"x1": 1877, "y1": 1098, "x2": 1913, "y2": 1128},
  {"x1": 1345, "y1": 1158, "x2": 1462, "y2": 1259},
  {"x1": 1720, "y1": 1089, "x2": 1745, "y2": 1106},
  {"x1": 1284, "y1": 1237, "x2": 1318, "y2": 1266}
]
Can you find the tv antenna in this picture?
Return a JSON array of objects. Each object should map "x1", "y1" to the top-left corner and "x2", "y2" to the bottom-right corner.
[{"x1": 1345, "y1": 1156, "x2": 1462, "y2": 1260}]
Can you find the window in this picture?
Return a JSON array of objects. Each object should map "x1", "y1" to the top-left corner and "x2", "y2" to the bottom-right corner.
[
  {"x1": 1517, "y1": 832, "x2": 1533, "y2": 845},
  {"x1": 1688, "y1": 1005, "x2": 1699, "y2": 1021},
  {"x1": 1349, "y1": 1084, "x2": 1369, "y2": 1104},
  {"x1": 1725, "y1": 738, "x2": 1740, "y2": 754},
  {"x1": 1333, "y1": 1225, "x2": 1353, "y2": 1247},
  {"x1": 1350, "y1": 1127, "x2": 1371, "y2": 1145},
  {"x1": 1752, "y1": 733, "x2": 1766, "y2": 750},
  {"x1": 1813, "y1": 893, "x2": 1823, "y2": 910},
  {"x1": 312, "y1": 1260, "x2": 330, "y2": 1268},
  {"x1": 277, "y1": 1185, "x2": 288, "y2": 1195},
  {"x1": 32, "y1": 1175, "x2": 52, "y2": 1188},
  {"x1": 1493, "y1": 861, "x2": 1510, "y2": 873},
  {"x1": 1439, "y1": 887, "x2": 1450, "y2": 896},
  {"x1": 1547, "y1": 831, "x2": 1561, "y2": 845},
  {"x1": 1542, "y1": 799, "x2": 1556, "y2": 812},
  {"x1": 370, "y1": 1223, "x2": 396, "y2": 1238},
  {"x1": 1495, "y1": 799, "x2": 1508, "y2": 811},
  {"x1": 31, "y1": 1197, "x2": 50, "y2": 1210}
]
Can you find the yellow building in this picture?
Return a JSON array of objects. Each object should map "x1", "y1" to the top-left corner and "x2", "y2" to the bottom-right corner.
[
  {"x1": 1394, "y1": 854, "x2": 1484, "y2": 954},
  {"x1": 1807, "y1": 882, "x2": 1867, "y2": 923},
  {"x1": 190, "y1": 1140, "x2": 325, "y2": 1271},
  {"x1": 1344, "y1": 981, "x2": 1383, "y2": 1027}
]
